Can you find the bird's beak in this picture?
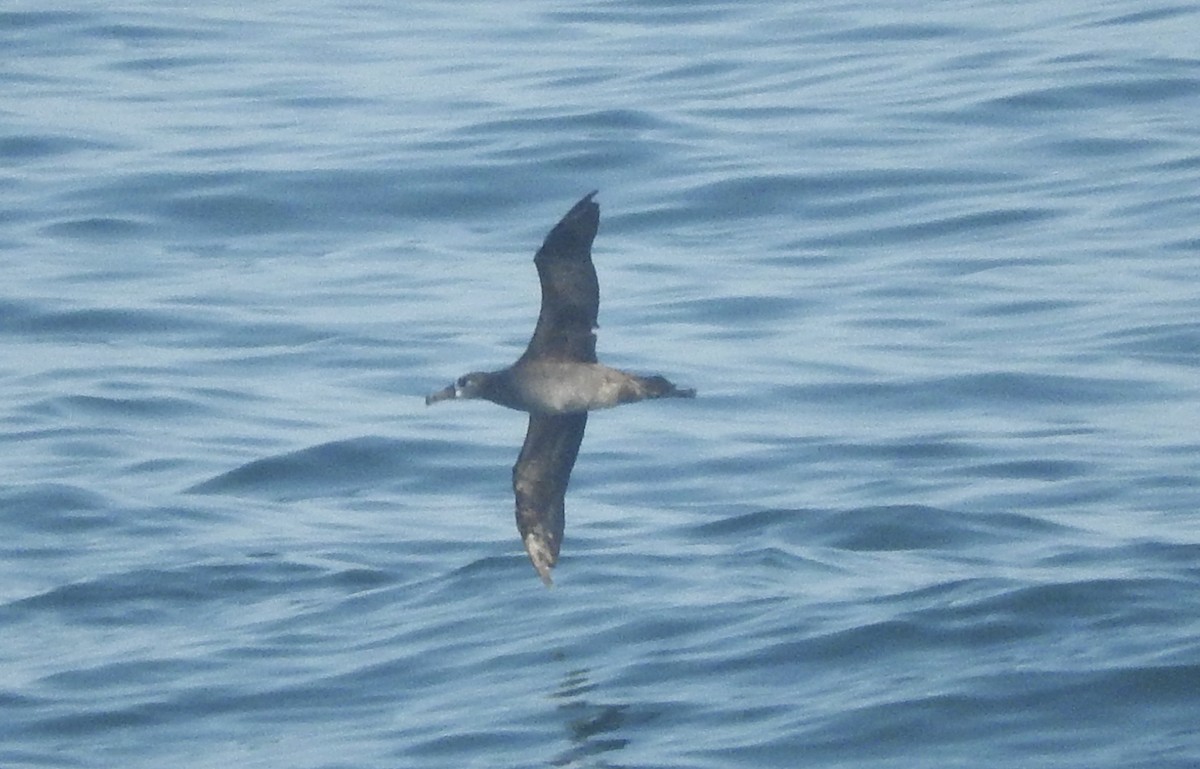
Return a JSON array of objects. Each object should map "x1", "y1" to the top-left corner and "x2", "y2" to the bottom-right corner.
[{"x1": 425, "y1": 383, "x2": 457, "y2": 406}]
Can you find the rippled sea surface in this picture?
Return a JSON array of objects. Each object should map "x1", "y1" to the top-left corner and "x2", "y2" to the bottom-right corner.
[{"x1": 4, "y1": 1, "x2": 1200, "y2": 767}]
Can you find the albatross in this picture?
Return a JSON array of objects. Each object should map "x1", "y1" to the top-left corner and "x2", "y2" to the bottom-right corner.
[{"x1": 426, "y1": 192, "x2": 694, "y2": 585}]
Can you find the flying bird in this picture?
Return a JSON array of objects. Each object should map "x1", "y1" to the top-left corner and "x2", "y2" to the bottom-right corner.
[{"x1": 426, "y1": 192, "x2": 694, "y2": 585}]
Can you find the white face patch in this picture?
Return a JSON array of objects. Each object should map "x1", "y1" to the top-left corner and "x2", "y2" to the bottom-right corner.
[{"x1": 452, "y1": 373, "x2": 487, "y2": 399}]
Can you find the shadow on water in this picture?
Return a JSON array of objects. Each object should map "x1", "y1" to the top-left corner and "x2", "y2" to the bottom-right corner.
[{"x1": 548, "y1": 665, "x2": 630, "y2": 767}]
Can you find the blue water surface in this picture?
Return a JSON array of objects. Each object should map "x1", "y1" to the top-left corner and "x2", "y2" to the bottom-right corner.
[{"x1": 3, "y1": 1, "x2": 1200, "y2": 767}]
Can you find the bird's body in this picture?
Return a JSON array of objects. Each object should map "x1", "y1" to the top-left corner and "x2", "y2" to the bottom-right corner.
[
  {"x1": 426, "y1": 192, "x2": 693, "y2": 584},
  {"x1": 427, "y1": 361, "x2": 690, "y2": 415}
]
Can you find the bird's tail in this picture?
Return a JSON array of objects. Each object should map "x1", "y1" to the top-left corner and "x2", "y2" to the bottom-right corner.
[{"x1": 636, "y1": 375, "x2": 696, "y2": 400}]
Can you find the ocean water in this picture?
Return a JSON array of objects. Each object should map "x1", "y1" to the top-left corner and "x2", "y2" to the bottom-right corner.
[{"x1": 3, "y1": 1, "x2": 1200, "y2": 767}]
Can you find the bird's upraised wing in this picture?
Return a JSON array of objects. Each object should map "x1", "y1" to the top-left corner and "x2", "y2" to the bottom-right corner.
[{"x1": 519, "y1": 192, "x2": 600, "y2": 364}]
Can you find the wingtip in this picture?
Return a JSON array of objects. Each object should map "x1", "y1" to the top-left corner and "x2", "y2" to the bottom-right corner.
[
  {"x1": 537, "y1": 192, "x2": 602, "y2": 263},
  {"x1": 523, "y1": 533, "x2": 558, "y2": 587},
  {"x1": 570, "y1": 189, "x2": 600, "y2": 217}
]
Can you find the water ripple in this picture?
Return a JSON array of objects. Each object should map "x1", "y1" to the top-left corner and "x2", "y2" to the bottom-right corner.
[{"x1": 4, "y1": 1, "x2": 1200, "y2": 767}]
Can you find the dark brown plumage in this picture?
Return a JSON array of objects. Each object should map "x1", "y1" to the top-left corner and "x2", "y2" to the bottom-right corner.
[{"x1": 426, "y1": 192, "x2": 694, "y2": 584}]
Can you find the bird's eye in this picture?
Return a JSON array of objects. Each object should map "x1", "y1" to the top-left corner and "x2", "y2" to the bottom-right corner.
[{"x1": 457, "y1": 376, "x2": 469, "y2": 387}]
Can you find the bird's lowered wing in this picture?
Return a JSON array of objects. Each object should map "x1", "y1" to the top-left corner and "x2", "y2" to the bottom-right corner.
[
  {"x1": 512, "y1": 412, "x2": 588, "y2": 585},
  {"x1": 519, "y1": 191, "x2": 600, "y2": 364}
]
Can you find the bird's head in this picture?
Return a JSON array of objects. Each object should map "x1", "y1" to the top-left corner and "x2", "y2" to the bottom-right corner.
[{"x1": 425, "y1": 372, "x2": 492, "y2": 405}]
